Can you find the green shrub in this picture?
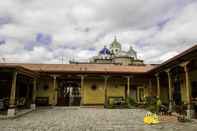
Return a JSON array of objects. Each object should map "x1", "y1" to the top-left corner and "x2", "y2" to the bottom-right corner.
[
  {"x1": 127, "y1": 97, "x2": 137, "y2": 108},
  {"x1": 146, "y1": 105, "x2": 157, "y2": 113},
  {"x1": 145, "y1": 96, "x2": 157, "y2": 105}
]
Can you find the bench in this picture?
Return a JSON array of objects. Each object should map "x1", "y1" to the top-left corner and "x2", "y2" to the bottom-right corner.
[
  {"x1": 108, "y1": 96, "x2": 126, "y2": 106},
  {"x1": 17, "y1": 97, "x2": 26, "y2": 108},
  {"x1": 0, "y1": 99, "x2": 3, "y2": 110},
  {"x1": 36, "y1": 97, "x2": 49, "y2": 106},
  {"x1": 0, "y1": 98, "x2": 9, "y2": 110}
]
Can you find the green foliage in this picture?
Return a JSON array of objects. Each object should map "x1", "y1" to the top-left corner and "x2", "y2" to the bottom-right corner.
[
  {"x1": 107, "y1": 104, "x2": 114, "y2": 109},
  {"x1": 144, "y1": 96, "x2": 157, "y2": 105},
  {"x1": 127, "y1": 97, "x2": 137, "y2": 108},
  {"x1": 144, "y1": 96, "x2": 157, "y2": 113},
  {"x1": 145, "y1": 105, "x2": 157, "y2": 113}
]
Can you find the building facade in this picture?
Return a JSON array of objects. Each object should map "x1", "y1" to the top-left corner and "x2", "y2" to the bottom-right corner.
[
  {"x1": 0, "y1": 43, "x2": 197, "y2": 120},
  {"x1": 71, "y1": 37, "x2": 144, "y2": 65}
]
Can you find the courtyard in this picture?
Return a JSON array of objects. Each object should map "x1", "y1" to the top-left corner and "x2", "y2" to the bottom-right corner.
[{"x1": 0, "y1": 107, "x2": 197, "y2": 131}]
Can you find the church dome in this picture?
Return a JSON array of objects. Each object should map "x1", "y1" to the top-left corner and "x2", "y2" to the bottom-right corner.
[
  {"x1": 127, "y1": 46, "x2": 137, "y2": 59},
  {"x1": 99, "y1": 46, "x2": 111, "y2": 55}
]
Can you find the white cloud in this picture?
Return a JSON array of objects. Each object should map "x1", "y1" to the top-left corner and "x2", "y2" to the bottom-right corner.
[{"x1": 0, "y1": 0, "x2": 196, "y2": 64}]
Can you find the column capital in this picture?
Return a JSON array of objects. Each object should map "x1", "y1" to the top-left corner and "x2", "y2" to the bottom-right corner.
[
  {"x1": 155, "y1": 73, "x2": 160, "y2": 78},
  {"x1": 79, "y1": 75, "x2": 87, "y2": 79},
  {"x1": 103, "y1": 75, "x2": 109, "y2": 80},
  {"x1": 50, "y1": 74, "x2": 59, "y2": 79},
  {"x1": 77, "y1": 74, "x2": 88, "y2": 77},
  {"x1": 164, "y1": 68, "x2": 171, "y2": 73},
  {"x1": 179, "y1": 61, "x2": 190, "y2": 68},
  {"x1": 81, "y1": 75, "x2": 84, "y2": 80},
  {"x1": 180, "y1": 61, "x2": 190, "y2": 73},
  {"x1": 124, "y1": 75, "x2": 133, "y2": 79}
]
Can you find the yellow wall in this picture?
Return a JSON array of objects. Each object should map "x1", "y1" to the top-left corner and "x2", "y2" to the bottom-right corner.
[
  {"x1": 144, "y1": 87, "x2": 149, "y2": 98},
  {"x1": 83, "y1": 78, "x2": 105, "y2": 104},
  {"x1": 107, "y1": 78, "x2": 125, "y2": 98},
  {"x1": 83, "y1": 77, "x2": 126, "y2": 105},
  {"x1": 190, "y1": 70, "x2": 197, "y2": 99},
  {"x1": 36, "y1": 76, "x2": 153, "y2": 105},
  {"x1": 179, "y1": 74, "x2": 187, "y2": 103},
  {"x1": 160, "y1": 86, "x2": 169, "y2": 104},
  {"x1": 36, "y1": 78, "x2": 57, "y2": 105},
  {"x1": 179, "y1": 69, "x2": 197, "y2": 103},
  {"x1": 160, "y1": 77, "x2": 169, "y2": 104}
]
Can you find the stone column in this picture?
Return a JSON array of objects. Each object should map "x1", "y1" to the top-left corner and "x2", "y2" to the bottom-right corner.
[
  {"x1": 137, "y1": 87, "x2": 140, "y2": 103},
  {"x1": 8, "y1": 71, "x2": 17, "y2": 117},
  {"x1": 31, "y1": 78, "x2": 37, "y2": 110},
  {"x1": 126, "y1": 76, "x2": 130, "y2": 103},
  {"x1": 127, "y1": 76, "x2": 130, "y2": 98},
  {"x1": 104, "y1": 76, "x2": 109, "y2": 108},
  {"x1": 80, "y1": 75, "x2": 85, "y2": 106},
  {"x1": 155, "y1": 73, "x2": 160, "y2": 99},
  {"x1": 165, "y1": 69, "x2": 173, "y2": 112},
  {"x1": 181, "y1": 61, "x2": 191, "y2": 119},
  {"x1": 52, "y1": 75, "x2": 57, "y2": 106}
]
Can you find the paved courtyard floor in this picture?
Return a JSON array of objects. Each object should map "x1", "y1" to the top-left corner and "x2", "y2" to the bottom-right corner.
[{"x1": 0, "y1": 107, "x2": 197, "y2": 131}]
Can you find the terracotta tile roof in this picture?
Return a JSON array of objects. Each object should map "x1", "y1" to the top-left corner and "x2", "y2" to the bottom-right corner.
[
  {"x1": 0, "y1": 63, "x2": 38, "y2": 77},
  {"x1": 17, "y1": 64, "x2": 155, "y2": 74}
]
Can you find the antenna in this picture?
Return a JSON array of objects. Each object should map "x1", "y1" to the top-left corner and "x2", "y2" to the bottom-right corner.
[{"x1": 61, "y1": 56, "x2": 64, "y2": 64}]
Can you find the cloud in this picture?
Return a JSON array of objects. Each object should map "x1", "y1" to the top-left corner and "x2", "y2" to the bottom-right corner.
[{"x1": 0, "y1": 0, "x2": 196, "y2": 64}]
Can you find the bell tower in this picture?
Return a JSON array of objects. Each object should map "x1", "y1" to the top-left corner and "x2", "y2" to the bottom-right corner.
[{"x1": 109, "y1": 36, "x2": 122, "y2": 55}]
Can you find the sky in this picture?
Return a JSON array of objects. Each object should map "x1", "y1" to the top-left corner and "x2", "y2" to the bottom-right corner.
[{"x1": 0, "y1": 0, "x2": 197, "y2": 64}]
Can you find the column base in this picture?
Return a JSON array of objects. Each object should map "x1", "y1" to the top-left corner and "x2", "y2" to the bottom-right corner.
[
  {"x1": 31, "y1": 104, "x2": 36, "y2": 110},
  {"x1": 186, "y1": 109, "x2": 195, "y2": 119},
  {"x1": 7, "y1": 108, "x2": 16, "y2": 117},
  {"x1": 169, "y1": 102, "x2": 172, "y2": 112}
]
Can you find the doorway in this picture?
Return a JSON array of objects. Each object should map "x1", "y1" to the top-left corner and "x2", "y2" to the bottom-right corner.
[{"x1": 57, "y1": 79, "x2": 81, "y2": 106}]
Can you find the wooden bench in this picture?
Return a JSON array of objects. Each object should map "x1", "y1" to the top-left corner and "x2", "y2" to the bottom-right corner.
[
  {"x1": 0, "y1": 98, "x2": 9, "y2": 110},
  {"x1": 36, "y1": 97, "x2": 49, "y2": 106},
  {"x1": 108, "y1": 96, "x2": 126, "y2": 106},
  {"x1": 17, "y1": 97, "x2": 26, "y2": 108},
  {"x1": 0, "y1": 99, "x2": 4, "y2": 110}
]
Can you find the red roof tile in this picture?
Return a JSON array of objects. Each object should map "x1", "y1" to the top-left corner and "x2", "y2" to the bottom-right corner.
[{"x1": 19, "y1": 64, "x2": 155, "y2": 74}]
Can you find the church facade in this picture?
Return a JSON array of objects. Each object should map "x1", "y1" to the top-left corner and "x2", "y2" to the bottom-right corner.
[
  {"x1": 0, "y1": 39, "x2": 197, "y2": 119},
  {"x1": 90, "y1": 37, "x2": 143, "y2": 65},
  {"x1": 71, "y1": 37, "x2": 144, "y2": 65}
]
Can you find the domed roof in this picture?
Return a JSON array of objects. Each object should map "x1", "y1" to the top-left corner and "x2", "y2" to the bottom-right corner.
[
  {"x1": 99, "y1": 46, "x2": 111, "y2": 55},
  {"x1": 127, "y1": 46, "x2": 137, "y2": 59},
  {"x1": 110, "y1": 37, "x2": 121, "y2": 49}
]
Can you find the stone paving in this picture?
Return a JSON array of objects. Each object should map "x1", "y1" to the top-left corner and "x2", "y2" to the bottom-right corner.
[{"x1": 0, "y1": 107, "x2": 197, "y2": 131}]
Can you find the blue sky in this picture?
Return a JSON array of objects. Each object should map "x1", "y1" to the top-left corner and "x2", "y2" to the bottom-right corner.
[{"x1": 0, "y1": 0, "x2": 196, "y2": 64}]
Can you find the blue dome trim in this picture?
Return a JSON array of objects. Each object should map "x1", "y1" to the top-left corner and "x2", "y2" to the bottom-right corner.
[{"x1": 99, "y1": 47, "x2": 111, "y2": 55}]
